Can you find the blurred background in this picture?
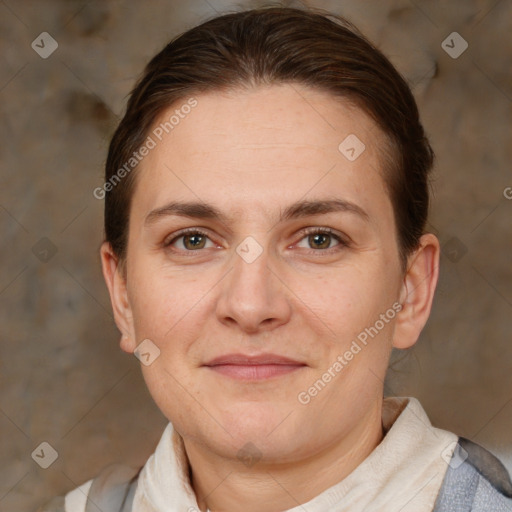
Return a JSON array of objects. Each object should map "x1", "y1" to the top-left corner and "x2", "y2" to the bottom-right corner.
[{"x1": 0, "y1": 0, "x2": 511, "y2": 510}]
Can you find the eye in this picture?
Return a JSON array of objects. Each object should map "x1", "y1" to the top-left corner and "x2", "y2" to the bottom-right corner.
[
  {"x1": 295, "y1": 227, "x2": 349, "y2": 252},
  {"x1": 163, "y1": 227, "x2": 350, "y2": 255},
  {"x1": 164, "y1": 228, "x2": 217, "y2": 251}
]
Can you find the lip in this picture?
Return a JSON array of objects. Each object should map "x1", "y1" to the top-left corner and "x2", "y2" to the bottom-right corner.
[
  {"x1": 203, "y1": 353, "x2": 307, "y2": 380},
  {"x1": 204, "y1": 353, "x2": 305, "y2": 366}
]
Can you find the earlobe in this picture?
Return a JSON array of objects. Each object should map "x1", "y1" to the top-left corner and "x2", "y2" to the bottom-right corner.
[
  {"x1": 100, "y1": 241, "x2": 137, "y2": 353},
  {"x1": 392, "y1": 234, "x2": 440, "y2": 350},
  {"x1": 120, "y1": 333, "x2": 135, "y2": 353}
]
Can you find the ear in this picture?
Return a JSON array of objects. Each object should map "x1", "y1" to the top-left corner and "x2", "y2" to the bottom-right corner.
[
  {"x1": 100, "y1": 241, "x2": 137, "y2": 354},
  {"x1": 392, "y1": 233, "x2": 440, "y2": 349}
]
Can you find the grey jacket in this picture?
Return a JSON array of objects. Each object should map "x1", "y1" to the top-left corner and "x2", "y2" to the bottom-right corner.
[{"x1": 38, "y1": 437, "x2": 512, "y2": 512}]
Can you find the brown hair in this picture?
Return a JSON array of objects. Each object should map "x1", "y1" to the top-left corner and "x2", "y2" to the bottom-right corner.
[{"x1": 103, "y1": 6, "x2": 434, "y2": 276}]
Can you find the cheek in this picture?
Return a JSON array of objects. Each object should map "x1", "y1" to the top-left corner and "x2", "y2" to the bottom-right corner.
[
  {"x1": 128, "y1": 264, "x2": 207, "y2": 343},
  {"x1": 129, "y1": 285, "x2": 172, "y2": 340},
  {"x1": 293, "y1": 261, "x2": 393, "y2": 340}
]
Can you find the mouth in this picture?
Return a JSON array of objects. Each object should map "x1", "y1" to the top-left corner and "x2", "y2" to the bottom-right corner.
[{"x1": 203, "y1": 353, "x2": 307, "y2": 381}]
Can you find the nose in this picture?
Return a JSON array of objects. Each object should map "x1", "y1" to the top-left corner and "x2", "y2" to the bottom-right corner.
[{"x1": 215, "y1": 239, "x2": 292, "y2": 334}]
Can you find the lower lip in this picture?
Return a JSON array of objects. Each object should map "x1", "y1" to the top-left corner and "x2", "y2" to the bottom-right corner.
[{"x1": 206, "y1": 364, "x2": 305, "y2": 380}]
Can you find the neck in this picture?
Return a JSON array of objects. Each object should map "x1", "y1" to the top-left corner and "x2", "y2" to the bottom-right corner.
[{"x1": 185, "y1": 399, "x2": 384, "y2": 512}]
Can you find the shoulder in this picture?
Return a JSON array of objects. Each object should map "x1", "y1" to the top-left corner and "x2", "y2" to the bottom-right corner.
[
  {"x1": 434, "y1": 437, "x2": 512, "y2": 511},
  {"x1": 37, "y1": 464, "x2": 141, "y2": 512}
]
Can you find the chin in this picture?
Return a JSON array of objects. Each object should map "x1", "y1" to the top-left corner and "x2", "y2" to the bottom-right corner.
[{"x1": 219, "y1": 406, "x2": 304, "y2": 447}]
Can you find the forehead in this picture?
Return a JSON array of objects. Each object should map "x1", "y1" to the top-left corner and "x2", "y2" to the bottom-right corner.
[{"x1": 131, "y1": 84, "x2": 393, "y2": 226}]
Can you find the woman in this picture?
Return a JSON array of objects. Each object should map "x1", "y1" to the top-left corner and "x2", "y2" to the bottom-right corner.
[{"x1": 40, "y1": 6, "x2": 512, "y2": 512}]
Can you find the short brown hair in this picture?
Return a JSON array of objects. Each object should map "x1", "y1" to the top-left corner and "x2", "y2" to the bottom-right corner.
[{"x1": 103, "y1": 6, "x2": 434, "y2": 276}]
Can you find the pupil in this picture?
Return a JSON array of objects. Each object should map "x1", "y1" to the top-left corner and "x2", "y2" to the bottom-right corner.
[
  {"x1": 186, "y1": 234, "x2": 204, "y2": 249},
  {"x1": 311, "y1": 233, "x2": 329, "y2": 249}
]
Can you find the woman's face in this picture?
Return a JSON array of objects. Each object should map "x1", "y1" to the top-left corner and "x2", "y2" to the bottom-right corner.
[{"x1": 112, "y1": 84, "x2": 409, "y2": 463}]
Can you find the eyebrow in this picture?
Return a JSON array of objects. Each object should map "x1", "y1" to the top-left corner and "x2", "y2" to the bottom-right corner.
[{"x1": 144, "y1": 198, "x2": 370, "y2": 227}]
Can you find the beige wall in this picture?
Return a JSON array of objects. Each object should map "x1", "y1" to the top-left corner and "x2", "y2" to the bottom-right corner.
[{"x1": 0, "y1": 0, "x2": 511, "y2": 510}]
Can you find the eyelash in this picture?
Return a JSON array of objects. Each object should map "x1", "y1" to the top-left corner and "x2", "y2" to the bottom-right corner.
[{"x1": 163, "y1": 227, "x2": 350, "y2": 256}]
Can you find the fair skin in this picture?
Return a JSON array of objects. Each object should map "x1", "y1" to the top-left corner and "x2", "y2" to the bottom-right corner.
[{"x1": 101, "y1": 83, "x2": 439, "y2": 512}]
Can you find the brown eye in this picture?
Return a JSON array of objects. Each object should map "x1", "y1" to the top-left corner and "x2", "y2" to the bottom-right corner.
[
  {"x1": 164, "y1": 229, "x2": 215, "y2": 251},
  {"x1": 308, "y1": 232, "x2": 332, "y2": 250},
  {"x1": 181, "y1": 233, "x2": 207, "y2": 250},
  {"x1": 296, "y1": 228, "x2": 349, "y2": 252}
]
